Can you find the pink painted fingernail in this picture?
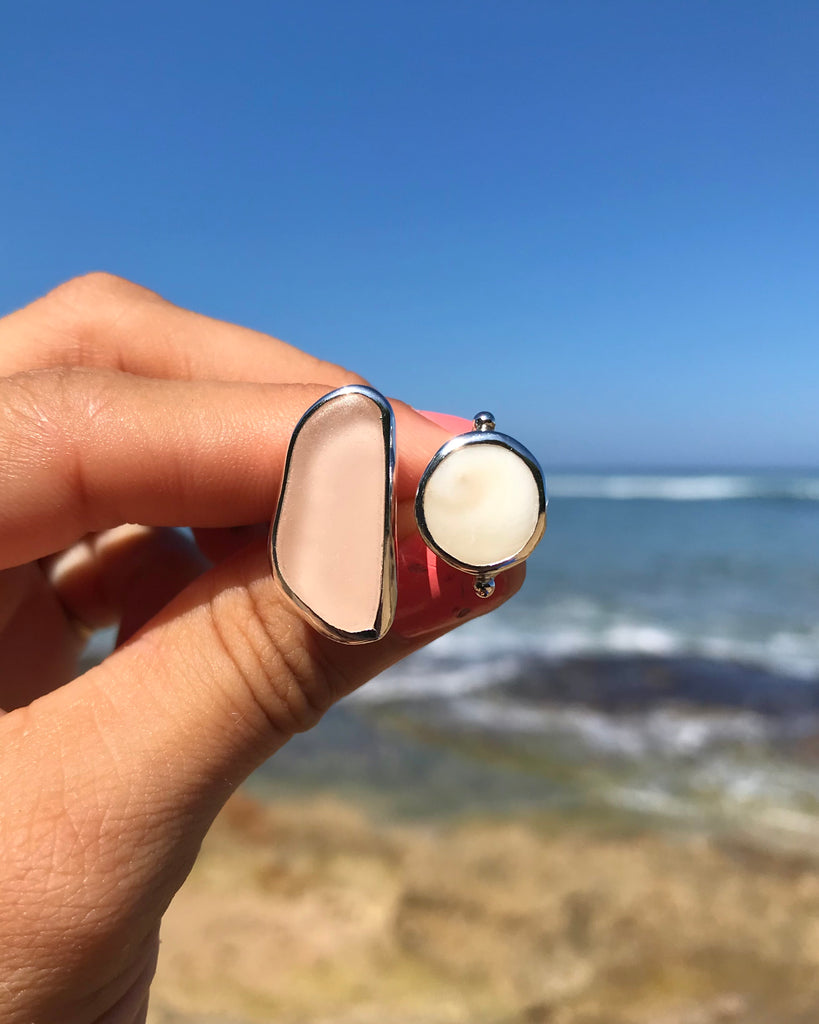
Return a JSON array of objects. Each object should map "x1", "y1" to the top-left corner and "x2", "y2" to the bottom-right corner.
[
  {"x1": 393, "y1": 531, "x2": 513, "y2": 639},
  {"x1": 416, "y1": 410, "x2": 474, "y2": 434}
]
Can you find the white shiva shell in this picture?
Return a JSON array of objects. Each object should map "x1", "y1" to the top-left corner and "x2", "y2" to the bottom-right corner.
[{"x1": 418, "y1": 440, "x2": 544, "y2": 569}]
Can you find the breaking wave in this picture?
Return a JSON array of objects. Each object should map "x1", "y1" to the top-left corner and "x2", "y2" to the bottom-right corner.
[{"x1": 548, "y1": 474, "x2": 819, "y2": 501}]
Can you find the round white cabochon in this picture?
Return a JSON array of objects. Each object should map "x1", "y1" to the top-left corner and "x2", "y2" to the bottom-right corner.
[{"x1": 421, "y1": 443, "x2": 540, "y2": 567}]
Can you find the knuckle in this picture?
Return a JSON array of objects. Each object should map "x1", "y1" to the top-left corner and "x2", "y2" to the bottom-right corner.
[
  {"x1": 37, "y1": 274, "x2": 163, "y2": 366},
  {"x1": 3, "y1": 365, "x2": 115, "y2": 433},
  {"x1": 0, "y1": 366, "x2": 118, "y2": 518},
  {"x1": 48, "y1": 271, "x2": 157, "y2": 308},
  {"x1": 209, "y1": 580, "x2": 341, "y2": 740},
  {"x1": 0, "y1": 368, "x2": 71, "y2": 452}
]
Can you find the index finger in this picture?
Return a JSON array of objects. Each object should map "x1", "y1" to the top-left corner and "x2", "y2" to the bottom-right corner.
[{"x1": 0, "y1": 368, "x2": 450, "y2": 568}]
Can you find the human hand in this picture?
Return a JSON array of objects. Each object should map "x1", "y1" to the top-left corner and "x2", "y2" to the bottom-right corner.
[{"x1": 0, "y1": 275, "x2": 523, "y2": 1024}]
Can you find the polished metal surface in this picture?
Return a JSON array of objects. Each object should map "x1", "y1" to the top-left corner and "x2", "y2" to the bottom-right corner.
[
  {"x1": 473, "y1": 411, "x2": 496, "y2": 432},
  {"x1": 473, "y1": 575, "x2": 496, "y2": 599}
]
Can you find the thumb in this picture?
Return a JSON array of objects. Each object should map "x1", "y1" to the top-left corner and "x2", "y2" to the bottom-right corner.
[{"x1": 59, "y1": 520, "x2": 523, "y2": 816}]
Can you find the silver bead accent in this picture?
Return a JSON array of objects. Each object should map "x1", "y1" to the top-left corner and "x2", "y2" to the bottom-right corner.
[
  {"x1": 473, "y1": 411, "x2": 496, "y2": 433},
  {"x1": 473, "y1": 575, "x2": 496, "y2": 599}
]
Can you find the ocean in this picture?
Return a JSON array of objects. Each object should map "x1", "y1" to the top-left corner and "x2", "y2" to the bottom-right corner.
[
  {"x1": 374, "y1": 471, "x2": 819, "y2": 690},
  {"x1": 281, "y1": 472, "x2": 819, "y2": 845}
]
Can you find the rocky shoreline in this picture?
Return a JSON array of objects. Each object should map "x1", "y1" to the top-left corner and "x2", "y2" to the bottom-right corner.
[{"x1": 148, "y1": 791, "x2": 819, "y2": 1024}]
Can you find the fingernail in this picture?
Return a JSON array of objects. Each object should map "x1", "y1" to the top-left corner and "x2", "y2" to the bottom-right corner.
[
  {"x1": 416, "y1": 410, "x2": 474, "y2": 434},
  {"x1": 393, "y1": 531, "x2": 512, "y2": 639}
]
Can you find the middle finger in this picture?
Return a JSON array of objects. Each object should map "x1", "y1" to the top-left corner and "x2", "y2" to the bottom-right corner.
[{"x1": 0, "y1": 273, "x2": 367, "y2": 387}]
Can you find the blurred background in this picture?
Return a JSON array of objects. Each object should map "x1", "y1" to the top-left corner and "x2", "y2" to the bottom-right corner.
[{"x1": 4, "y1": 3, "x2": 819, "y2": 1022}]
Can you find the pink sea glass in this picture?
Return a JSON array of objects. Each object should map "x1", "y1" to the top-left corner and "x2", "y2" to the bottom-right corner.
[{"x1": 271, "y1": 388, "x2": 395, "y2": 642}]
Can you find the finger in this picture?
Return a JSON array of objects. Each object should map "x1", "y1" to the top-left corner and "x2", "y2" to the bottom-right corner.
[
  {"x1": 43, "y1": 525, "x2": 209, "y2": 639},
  {"x1": 0, "y1": 563, "x2": 84, "y2": 710},
  {"x1": 0, "y1": 273, "x2": 364, "y2": 386},
  {"x1": 0, "y1": 368, "x2": 447, "y2": 567},
  {"x1": 0, "y1": 528, "x2": 207, "y2": 711}
]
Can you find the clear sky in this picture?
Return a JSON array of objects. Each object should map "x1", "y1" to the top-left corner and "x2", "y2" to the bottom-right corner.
[{"x1": 2, "y1": 1, "x2": 818, "y2": 467}]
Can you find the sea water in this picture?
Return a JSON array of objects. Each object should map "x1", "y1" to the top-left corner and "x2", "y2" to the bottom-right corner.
[
  {"x1": 344, "y1": 473, "x2": 819, "y2": 838},
  {"x1": 372, "y1": 472, "x2": 819, "y2": 688}
]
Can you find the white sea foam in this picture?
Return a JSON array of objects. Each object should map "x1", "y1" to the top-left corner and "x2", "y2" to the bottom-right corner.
[
  {"x1": 358, "y1": 606, "x2": 819, "y2": 707},
  {"x1": 357, "y1": 654, "x2": 523, "y2": 702},
  {"x1": 548, "y1": 474, "x2": 819, "y2": 501}
]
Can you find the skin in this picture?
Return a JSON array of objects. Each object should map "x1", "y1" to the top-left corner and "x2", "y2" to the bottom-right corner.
[{"x1": 0, "y1": 274, "x2": 523, "y2": 1024}]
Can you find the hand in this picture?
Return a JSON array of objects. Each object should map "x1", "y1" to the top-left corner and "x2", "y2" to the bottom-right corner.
[{"x1": 0, "y1": 275, "x2": 522, "y2": 1024}]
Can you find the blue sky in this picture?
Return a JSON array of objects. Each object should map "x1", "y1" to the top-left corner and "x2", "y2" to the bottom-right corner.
[{"x1": 2, "y1": 1, "x2": 818, "y2": 467}]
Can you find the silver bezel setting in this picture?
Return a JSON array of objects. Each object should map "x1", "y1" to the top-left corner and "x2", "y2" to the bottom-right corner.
[
  {"x1": 269, "y1": 384, "x2": 397, "y2": 644},
  {"x1": 415, "y1": 425, "x2": 547, "y2": 581}
]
